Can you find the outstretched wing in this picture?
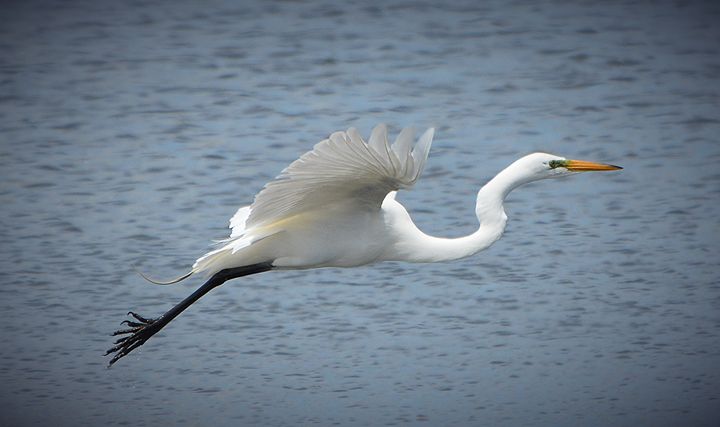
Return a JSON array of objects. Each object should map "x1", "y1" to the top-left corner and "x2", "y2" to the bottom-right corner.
[{"x1": 244, "y1": 124, "x2": 435, "y2": 229}]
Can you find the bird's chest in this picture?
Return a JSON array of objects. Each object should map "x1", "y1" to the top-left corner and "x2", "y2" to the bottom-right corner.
[
  {"x1": 312, "y1": 214, "x2": 387, "y2": 267},
  {"x1": 271, "y1": 206, "x2": 388, "y2": 268}
]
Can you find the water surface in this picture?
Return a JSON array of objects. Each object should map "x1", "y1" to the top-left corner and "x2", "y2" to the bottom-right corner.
[{"x1": 1, "y1": 0, "x2": 719, "y2": 426}]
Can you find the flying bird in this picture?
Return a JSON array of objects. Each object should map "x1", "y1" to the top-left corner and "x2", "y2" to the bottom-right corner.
[{"x1": 106, "y1": 124, "x2": 621, "y2": 366}]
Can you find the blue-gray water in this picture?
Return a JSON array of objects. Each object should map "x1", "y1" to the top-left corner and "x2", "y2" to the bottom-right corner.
[{"x1": 1, "y1": 0, "x2": 719, "y2": 426}]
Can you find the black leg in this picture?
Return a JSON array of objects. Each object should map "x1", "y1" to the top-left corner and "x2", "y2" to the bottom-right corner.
[{"x1": 106, "y1": 262, "x2": 273, "y2": 366}]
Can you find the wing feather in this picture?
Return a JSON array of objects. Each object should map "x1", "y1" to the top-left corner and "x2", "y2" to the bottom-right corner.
[
  {"x1": 245, "y1": 124, "x2": 435, "y2": 229},
  {"x1": 411, "y1": 128, "x2": 434, "y2": 181},
  {"x1": 392, "y1": 127, "x2": 415, "y2": 176},
  {"x1": 229, "y1": 205, "x2": 251, "y2": 238}
]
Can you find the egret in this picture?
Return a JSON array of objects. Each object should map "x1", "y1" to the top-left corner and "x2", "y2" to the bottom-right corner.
[{"x1": 106, "y1": 124, "x2": 621, "y2": 366}]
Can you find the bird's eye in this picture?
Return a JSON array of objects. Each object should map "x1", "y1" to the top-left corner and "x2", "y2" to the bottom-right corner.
[{"x1": 548, "y1": 160, "x2": 565, "y2": 169}]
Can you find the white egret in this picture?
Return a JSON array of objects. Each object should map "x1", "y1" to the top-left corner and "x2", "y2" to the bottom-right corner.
[{"x1": 106, "y1": 124, "x2": 621, "y2": 365}]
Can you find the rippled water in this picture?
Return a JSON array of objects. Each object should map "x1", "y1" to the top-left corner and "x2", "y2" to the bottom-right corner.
[{"x1": 1, "y1": 0, "x2": 719, "y2": 426}]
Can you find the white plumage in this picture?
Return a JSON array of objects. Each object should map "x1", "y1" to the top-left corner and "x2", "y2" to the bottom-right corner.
[
  {"x1": 108, "y1": 123, "x2": 621, "y2": 366},
  {"x1": 193, "y1": 124, "x2": 434, "y2": 274},
  {"x1": 246, "y1": 124, "x2": 433, "y2": 228}
]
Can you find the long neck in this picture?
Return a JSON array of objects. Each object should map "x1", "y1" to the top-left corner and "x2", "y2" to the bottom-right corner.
[{"x1": 394, "y1": 160, "x2": 532, "y2": 263}]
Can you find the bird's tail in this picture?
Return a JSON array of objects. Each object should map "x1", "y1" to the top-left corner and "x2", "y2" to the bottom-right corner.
[
  {"x1": 134, "y1": 243, "x2": 235, "y2": 286},
  {"x1": 135, "y1": 268, "x2": 194, "y2": 285}
]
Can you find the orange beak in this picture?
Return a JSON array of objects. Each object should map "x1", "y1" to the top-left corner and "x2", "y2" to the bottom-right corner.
[{"x1": 565, "y1": 159, "x2": 623, "y2": 172}]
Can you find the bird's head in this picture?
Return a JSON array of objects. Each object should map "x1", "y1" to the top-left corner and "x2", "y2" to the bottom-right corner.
[{"x1": 514, "y1": 152, "x2": 622, "y2": 182}]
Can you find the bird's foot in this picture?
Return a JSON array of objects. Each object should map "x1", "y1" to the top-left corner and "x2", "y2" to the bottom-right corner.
[{"x1": 105, "y1": 311, "x2": 162, "y2": 366}]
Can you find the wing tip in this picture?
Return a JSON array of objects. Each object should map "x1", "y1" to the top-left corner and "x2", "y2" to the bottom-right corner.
[{"x1": 423, "y1": 126, "x2": 435, "y2": 139}]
